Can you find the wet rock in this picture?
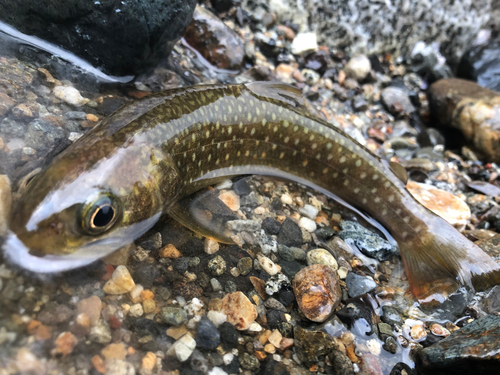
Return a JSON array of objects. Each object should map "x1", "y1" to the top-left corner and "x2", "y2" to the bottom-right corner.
[
  {"x1": 339, "y1": 221, "x2": 397, "y2": 261},
  {"x1": 265, "y1": 273, "x2": 290, "y2": 295},
  {"x1": 336, "y1": 299, "x2": 373, "y2": 329},
  {"x1": 477, "y1": 285, "x2": 500, "y2": 314},
  {"x1": 307, "y1": 248, "x2": 338, "y2": 270},
  {"x1": 381, "y1": 86, "x2": 415, "y2": 116},
  {"x1": 53, "y1": 86, "x2": 89, "y2": 107},
  {"x1": 219, "y1": 321, "x2": 239, "y2": 350},
  {"x1": 429, "y1": 78, "x2": 500, "y2": 162},
  {"x1": 184, "y1": 6, "x2": 244, "y2": 70},
  {"x1": 407, "y1": 181, "x2": 471, "y2": 228},
  {"x1": 159, "y1": 243, "x2": 182, "y2": 258},
  {"x1": 381, "y1": 305, "x2": 403, "y2": 327},
  {"x1": 467, "y1": 181, "x2": 500, "y2": 197},
  {"x1": 344, "y1": 55, "x2": 371, "y2": 81},
  {"x1": 0, "y1": 93, "x2": 15, "y2": 116},
  {"x1": 409, "y1": 41, "x2": 452, "y2": 82},
  {"x1": 208, "y1": 255, "x2": 227, "y2": 276},
  {"x1": 259, "y1": 255, "x2": 280, "y2": 275},
  {"x1": 221, "y1": 291, "x2": 257, "y2": 330},
  {"x1": 76, "y1": 295, "x2": 102, "y2": 326},
  {"x1": 160, "y1": 307, "x2": 188, "y2": 326},
  {"x1": 233, "y1": 178, "x2": 252, "y2": 195},
  {"x1": 293, "y1": 264, "x2": 341, "y2": 322},
  {"x1": 0, "y1": 0, "x2": 196, "y2": 76},
  {"x1": 278, "y1": 218, "x2": 303, "y2": 247},
  {"x1": 390, "y1": 362, "x2": 416, "y2": 375},
  {"x1": 218, "y1": 190, "x2": 240, "y2": 211},
  {"x1": 25, "y1": 119, "x2": 66, "y2": 153},
  {"x1": 239, "y1": 353, "x2": 260, "y2": 371},
  {"x1": 167, "y1": 333, "x2": 196, "y2": 362},
  {"x1": 458, "y1": 37, "x2": 500, "y2": 91},
  {"x1": 294, "y1": 326, "x2": 339, "y2": 364},
  {"x1": 196, "y1": 316, "x2": 220, "y2": 350},
  {"x1": 345, "y1": 273, "x2": 377, "y2": 298},
  {"x1": 262, "y1": 217, "x2": 282, "y2": 235},
  {"x1": 103, "y1": 266, "x2": 136, "y2": 294},
  {"x1": 237, "y1": 257, "x2": 253, "y2": 275},
  {"x1": 0, "y1": 175, "x2": 11, "y2": 236},
  {"x1": 329, "y1": 350, "x2": 355, "y2": 375},
  {"x1": 416, "y1": 314, "x2": 500, "y2": 374}
]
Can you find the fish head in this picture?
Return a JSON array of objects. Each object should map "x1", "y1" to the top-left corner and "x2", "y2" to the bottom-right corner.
[{"x1": 4, "y1": 142, "x2": 173, "y2": 273}]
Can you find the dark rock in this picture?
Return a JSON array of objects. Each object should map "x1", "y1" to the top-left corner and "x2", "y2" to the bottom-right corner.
[
  {"x1": 270, "y1": 196, "x2": 282, "y2": 210},
  {"x1": 237, "y1": 257, "x2": 253, "y2": 275},
  {"x1": 278, "y1": 245, "x2": 295, "y2": 262},
  {"x1": 408, "y1": 42, "x2": 452, "y2": 82},
  {"x1": 390, "y1": 362, "x2": 416, "y2": 375},
  {"x1": 416, "y1": 314, "x2": 500, "y2": 374},
  {"x1": 25, "y1": 119, "x2": 66, "y2": 153},
  {"x1": 339, "y1": 221, "x2": 397, "y2": 261},
  {"x1": 0, "y1": 0, "x2": 196, "y2": 76},
  {"x1": 336, "y1": 299, "x2": 373, "y2": 330},
  {"x1": 294, "y1": 326, "x2": 340, "y2": 364},
  {"x1": 178, "y1": 238, "x2": 204, "y2": 257},
  {"x1": 279, "y1": 260, "x2": 302, "y2": 278},
  {"x1": 278, "y1": 321, "x2": 293, "y2": 338},
  {"x1": 383, "y1": 336, "x2": 399, "y2": 354},
  {"x1": 467, "y1": 181, "x2": 500, "y2": 197},
  {"x1": 262, "y1": 217, "x2": 282, "y2": 235},
  {"x1": 278, "y1": 218, "x2": 303, "y2": 247},
  {"x1": 233, "y1": 178, "x2": 252, "y2": 195},
  {"x1": 210, "y1": 0, "x2": 235, "y2": 13},
  {"x1": 345, "y1": 272, "x2": 377, "y2": 298},
  {"x1": 377, "y1": 322, "x2": 394, "y2": 341},
  {"x1": 477, "y1": 285, "x2": 500, "y2": 314},
  {"x1": 329, "y1": 350, "x2": 354, "y2": 375},
  {"x1": 352, "y1": 96, "x2": 369, "y2": 112},
  {"x1": 239, "y1": 353, "x2": 260, "y2": 371},
  {"x1": 417, "y1": 128, "x2": 445, "y2": 148},
  {"x1": 196, "y1": 316, "x2": 220, "y2": 350},
  {"x1": 303, "y1": 49, "x2": 332, "y2": 75},
  {"x1": 278, "y1": 290, "x2": 295, "y2": 307},
  {"x1": 221, "y1": 356, "x2": 240, "y2": 374},
  {"x1": 219, "y1": 322, "x2": 239, "y2": 350},
  {"x1": 381, "y1": 305, "x2": 403, "y2": 327},
  {"x1": 133, "y1": 264, "x2": 160, "y2": 289},
  {"x1": 313, "y1": 227, "x2": 338, "y2": 242},
  {"x1": 263, "y1": 359, "x2": 290, "y2": 375},
  {"x1": 184, "y1": 6, "x2": 244, "y2": 71},
  {"x1": 266, "y1": 309, "x2": 284, "y2": 330},
  {"x1": 458, "y1": 38, "x2": 500, "y2": 91},
  {"x1": 172, "y1": 258, "x2": 190, "y2": 274}
]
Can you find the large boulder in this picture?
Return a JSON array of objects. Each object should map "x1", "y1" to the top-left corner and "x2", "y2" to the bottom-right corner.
[{"x1": 0, "y1": 0, "x2": 197, "y2": 76}]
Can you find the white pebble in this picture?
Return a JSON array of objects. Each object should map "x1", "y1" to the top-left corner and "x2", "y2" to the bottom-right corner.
[
  {"x1": 209, "y1": 367, "x2": 228, "y2": 375},
  {"x1": 173, "y1": 334, "x2": 196, "y2": 362},
  {"x1": 291, "y1": 32, "x2": 318, "y2": 55},
  {"x1": 298, "y1": 217, "x2": 317, "y2": 232},
  {"x1": 204, "y1": 237, "x2": 220, "y2": 254},
  {"x1": 298, "y1": 204, "x2": 319, "y2": 220},
  {"x1": 210, "y1": 278, "x2": 222, "y2": 292},
  {"x1": 223, "y1": 353, "x2": 234, "y2": 365},
  {"x1": 185, "y1": 298, "x2": 203, "y2": 316},
  {"x1": 247, "y1": 322, "x2": 262, "y2": 332},
  {"x1": 53, "y1": 86, "x2": 89, "y2": 107},
  {"x1": 280, "y1": 193, "x2": 293, "y2": 205},
  {"x1": 207, "y1": 310, "x2": 227, "y2": 327},
  {"x1": 129, "y1": 284, "x2": 144, "y2": 304},
  {"x1": 366, "y1": 339, "x2": 381, "y2": 356},
  {"x1": 128, "y1": 303, "x2": 144, "y2": 318},
  {"x1": 258, "y1": 255, "x2": 280, "y2": 276}
]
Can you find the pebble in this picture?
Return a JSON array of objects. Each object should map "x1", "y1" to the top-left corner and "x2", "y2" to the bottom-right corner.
[
  {"x1": 101, "y1": 343, "x2": 127, "y2": 360},
  {"x1": 128, "y1": 303, "x2": 144, "y2": 318},
  {"x1": 129, "y1": 285, "x2": 144, "y2": 304},
  {"x1": 226, "y1": 219, "x2": 261, "y2": 232},
  {"x1": 208, "y1": 255, "x2": 227, "y2": 276},
  {"x1": 429, "y1": 323, "x2": 450, "y2": 337},
  {"x1": 211, "y1": 278, "x2": 223, "y2": 292},
  {"x1": 259, "y1": 255, "x2": 280, "y2": 275},
  {"x1": 52, "y1": 331, "x2": 78, "y2": 356},
  {"x1": 221, "y1": 291, "x2": 257, "y2": 330},
  {"x1": 219, "y1": 190, "x2": 240, "y2": 211},
  {"x1": 53, "y1": 86, "x2": 89, "y2": 107},
  {"x1": 0, "y1": 175, "x2": 12, "y2": 236},
  {"x1": 381, "y1": 86, "x2": 415, "y2": 115},
  {"x1": 295, "y1": 326, "x2": 339, "y2": 363},
  {"x1": 169, "y1": 333, "x2": 196, "y2": 362},
  {"x1": 239, "y1": 352, "x2": 260, "y2": 371},
  {"x1": 345, "y1": 273, "x2": 377, "y2": 298},
  {"x1": 196, "y1": 316, "x2": 220, "y2": 350},
  {"x1": 14, "y1": 348, "x2": 45, "y2": 374},
  {"x1": 141, "y1": 352, "x2": 156, "y2": 371},
  {"x1": 407, "y1": 180, "x2": 471, "y2": 228},
  {"x1": 337, "y1": 267, "x2": 348, "y2": 279},
  {"x1": 278, "y1": 218, "x2": 303, "y2": 247},
  {"x1": 344, "y1": 55, "x2": 371, "y2": 81},
  {"x1": 410, "y1": 324, "x2": 427, "y2": 341},
  {"x1": 307, "y1": 248, "x2": 338, "y2": 271},
  {"x1": 207, "y1": 310, "x2": 227, "y2": 327},
  {"x1": 159, "y1": 244, "x2": 182, "y2": 258},
  {"x1": 76, "y1": 295, "x2": 102, "y2": 326},
  {"x1": 143, "y1": 299, "x2": 156, "y2": 314},
  {"x1": 89, "y1": 320, "x2": 112, "y2": 344},
  {"x1": 237, "y1": 257, "x2": 253, "y2": 275},
  {"x1": 291, "y1": 32, "x2": 318, "y2": 55},
  {"x1": 298, "y1": 216, "x2": 317, "y2": 232},
  {"x1": 103, "y1": 266, "x2": 136, "y2": 294},
  {"x1": 104, "y1": 358, "x2": 135, "y2": 375},
  {"x1": 161, "y1": 306, "x2": 188, "y2": 326},
  {"x1": 293, "y1": 264, "x2": 341, "y2": 322},
  {"x1": 204, "y1": 237, "x2": 220, "y2": 254},
  {"x1": 262, "y1": 217, "x2": 282, "y2": 235}
]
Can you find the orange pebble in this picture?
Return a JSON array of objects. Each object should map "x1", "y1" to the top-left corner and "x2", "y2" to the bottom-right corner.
[
  {"x1": 140, "y1": 290, "x2": 154, "y2": 301},
  {"x1": 92, "y1": 355, "x2": 106, "y2": 374}
]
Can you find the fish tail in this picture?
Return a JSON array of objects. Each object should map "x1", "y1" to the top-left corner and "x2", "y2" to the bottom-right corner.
[{"x1": 399, "y1": 220, "x2": 500, "y2": 303}]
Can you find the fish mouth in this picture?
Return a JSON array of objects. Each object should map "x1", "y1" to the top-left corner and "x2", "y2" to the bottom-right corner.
[{"x1": 2, "y1": 211, "x2": 162, "y2": 274}]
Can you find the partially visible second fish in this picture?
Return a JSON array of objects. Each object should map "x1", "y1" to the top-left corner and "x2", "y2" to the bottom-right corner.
[{"x1": 4, "y1": 82, "x2": 500, "y2": 303}]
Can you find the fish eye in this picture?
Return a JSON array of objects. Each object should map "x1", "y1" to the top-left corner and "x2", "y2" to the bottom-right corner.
[{"x1": 82, "y1": 194, "x2": 120, "y2": 234}]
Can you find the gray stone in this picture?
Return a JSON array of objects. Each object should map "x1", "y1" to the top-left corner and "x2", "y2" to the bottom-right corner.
[
  {"x1": 160, "y1": 306, "x2": 188, "y2": 326},
  {"x1": 239, "y1": 353, "x2": 260, "y2": 371},
  {"x1": 207, "y1": 255, "x2": 227, "y2": 276},
  {"x1": 89, "y1": 319, "x2": 112, "y2": 344},
  {"x1": 225, "y1": 220, "x2": 261, "y2": 232},
  {"x1": 25, "y1": 119, "x2": 66, "y2": 152},
  {"x1": 381, "y1": 87, "x2": 415, "y2": 116},
  {"x1": 345, "y1": 273, "x2": 377, "y2": 298},
  {"x1": 237, "y1": 257, "x2": 253, "y2": 275}
]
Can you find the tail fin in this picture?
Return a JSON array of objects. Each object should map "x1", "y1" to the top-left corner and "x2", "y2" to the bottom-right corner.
[{"x1": 399, "y1": 218, "x2": 500, "y2": 304}]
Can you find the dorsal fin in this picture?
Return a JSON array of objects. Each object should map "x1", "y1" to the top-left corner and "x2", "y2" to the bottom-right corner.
[
  {"x1": 389, "y1": 161, "x2": 408, "y2": 184},
  {"x1": 245, "y1": 81, "x2": 305, "y2": 107}
]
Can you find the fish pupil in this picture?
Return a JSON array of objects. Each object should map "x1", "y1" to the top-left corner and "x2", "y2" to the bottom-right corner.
[{"x1": 93, "y1": 205, "x2": 115, "y2": 228}]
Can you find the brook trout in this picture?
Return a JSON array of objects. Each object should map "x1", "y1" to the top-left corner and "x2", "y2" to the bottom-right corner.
[{"x1": 4, "y1": 82, "x2": 500, "y2": 302}]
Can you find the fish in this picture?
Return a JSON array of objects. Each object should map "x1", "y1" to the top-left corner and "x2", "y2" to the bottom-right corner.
[{"x1": 3, "y1": 81, "x2": 500, "y2": 303}]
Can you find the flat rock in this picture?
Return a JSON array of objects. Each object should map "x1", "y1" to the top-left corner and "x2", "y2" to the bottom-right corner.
[
  {"x1": 416, "y1": 314, "x2": 500, "y2": 374},
  {"x1": 221, "y1": 291, "x2": 257, "y2": 330},
  {"x1": 345, "y1": 273, "x2": 377, "y2": 298},
  {"x1": 429, "y1": 78, "x2": 500, "y2": 162},
  {"x1": 293, "y1": 264, "x2": 341, "y2": 322},
  {"x1": 294, "y1": 326, "x2": 340, "y2": 364}
]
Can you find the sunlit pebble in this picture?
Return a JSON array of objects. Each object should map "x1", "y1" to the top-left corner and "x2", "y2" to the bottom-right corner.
[
  {"x1": 410, "y1": 325, "x2": 427, "y2": 341},
  {"x1": 298, "y1": 217, "x2": 317, "y2": 232},
  {"x1": 280, "y1": 193, "x2": 293, "y2": 205},
  {"x1": 337, "y1": 267, "x2": 348, "y2": 279},
  {"x1": 204, "y1": 238, "x2": 219, "y2": 254},
  {"x1": 430, "y1": 323, "x2": 450, "y2": 337}
]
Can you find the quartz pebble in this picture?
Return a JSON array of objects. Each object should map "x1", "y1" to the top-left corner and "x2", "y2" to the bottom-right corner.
[
  {"x1": 103, "y1": 266, "x2": 135, "y2": 294},
  {"x1": 53, "y1": 86, "x2": 89, "y2": 107},
  {"x1": 344, "y1": 55, "x2": 371, "y2": 81},
  {"x1": 0, "y1": 175, "x2": 12, "y2": 236},
  {"x1": 168, "y1": 334, "x2": 196, "y2": 362},
  {"x1": 410, "y1": 324, "x2": 427, "y2": 341},
  {"x1": 221, "y1": 291, "x2": 257, "y2": 330},
  {"x1": 291, "y1": 32, "x2": 318, "y2": 55},
  {"x1": 129, "y1": 284, "x2": 144, "y2": 304},
  {"x1": 142, "y1": 352, "x2": 156, "y2": 371},
  {"x1": 259, "y1": 255, "x2": 280, "y2": 276},
  {"x1": 298, "y1": 217, "x2": 317, "y2": 232},
  {"x1": 293, "y1": 264, "x2": 341, "y2": 322},
  {"x1": 76, "y1": 295, "x2": 102, "y2": 325},
  {"x1": 307, "y1": 249, "x2": 338, "y2": 271},
  {"x1": 204, "y1": 237, "x2": 220, "y2": 254}
]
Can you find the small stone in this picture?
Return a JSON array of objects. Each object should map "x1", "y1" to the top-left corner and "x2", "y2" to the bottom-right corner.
[
  {"x1": 237, "y1": 257, "x2": 253, "y2": 275},
  {"x1": 298, "y1": 217, "x2": 317, "y2": 232},
  {"x1": 259, "y1": 255, "x2": 280, "y2": 276},
  {"x1": 221, "y1": 291, "x2": 258, "y2": 330},
  {"x1": 161, "y1": 306, "x2": 188, "y2": 326},
  {"x1": 239, "y1": 352, "x2": 260, "y2": 371},
  {"x1": 76, "y1": 295, "x2": 102, "y2": 326},
  {"x1": 268, "y1": 329, "x2": 283, "y2": 347},
  {"x1": 226, "y1": 219, "x2": 261, "y2": 232},
  {"x1": 298, "y1": 204, "x2": 319, "y2": 220},
  {"x1": 196, "y1": 316, "x2": 220, "y2": 350},
  {"x1": 407, "y1": 181, "x2": 471, "y2": 228},
  {"x1": 280, "y1": 193, "x2": 293, "y2": 205},
  {"x1": 104, "y1": 359, "x2": 135, "y2": 375},
  {"x1": 0, "y1": 93, "x2": 15, "y2": 116},
  {"x1": 295, "y1": 326, "x2": 339, "y2": 364},
  {"x1": 89, "y1": 320, "x2": 112, "y2": 344},
  {"x1": 293, "y1": 264, "x2": 341, "y2": 322},
  {"x1": 52, "y1": 332, "x2": 78, "y2": 356},
  {"x1": 211, "y1": 278, "x2": 223, "y2": 292},
  {"x1": 264, "y1": 298, "x2": 287, "y2": 312},
  {"x1": 103, "y1": 266, "x2": 135, "y2": 294},
  {"x1": 291, "y1": 32, "x2": 318, "y2": 55},
  {"x1": 429, "y1": 323, "x2": 450, "y2": 337},
  {"x1": 381, "y1": 86, "x2": 415, "y2": 115},
  {"x1": 15, "y1": 348, "x2": 45, "y2": 374},
  {"x1": 101, "y1": 343, "x2": 127, "y2": 360},
  {"x1": 159, "y1": 244, "x2": 182, "y2": 258},
  {"x1": 382, "y1": 305, "x2": 403, "y2": 326},
  {"x1": 219, "y1": 191, "x2": 240, "y2": 211},
  {"x1": 278, "y1": 218, "x2": 303, "y2": 247},
  {"x1": 128, "y1": 303, "x2": 144, "y2": 318},
  {"x1": 337, "y1": 267, "x2": 348, "y2": 279},
  {"x1": 53, "y1": 86, "x2": 89, "y2": 107},
  {"x1": 143, "y1": 299, "x2": 156, "y2": 314},
  {"x1": 344, "y1": 55, "x2": 371, "y2": 81},
  {"x1": 142, "y1": 352, "x2": 156, "y2": 371},
  {"x1": 92, "y1": 355, "x2": 106, "y2": 374},
  {"x1": 169, "y1": 333, "x2": 196, "y2": 362},
  {"x1": 208, "y1": 255, "x2": 227, "y2": 276},
  {"x1": 167, "y1": 326, "x2": 188, "y2": 340},
  {"x1": 0, "y1": 175, "x2": 12, "y2": 236},
  {"x1": 129, "y1": 285, "x2": 144, "y2": 304},
  {"x1": 345, "y1": 273, "x2": 377, "y2": 298},
  {"x1": 307, "y1": 249, "x2": 338, "y2": 271},
  {"x1": 410, "y1": 324, "x2": 427, "y2": 341},
  {"x1": 262, "y1": 217, "x2": 282, "y2": 235},
  {"x1": 204, "y1": 237, "x2": 220, "y2": 254}
]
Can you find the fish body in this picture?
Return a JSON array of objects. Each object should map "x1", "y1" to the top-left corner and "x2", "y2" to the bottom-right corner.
[{"x1": 4, "y1": 82, "x2": 500, "y2": 301}]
